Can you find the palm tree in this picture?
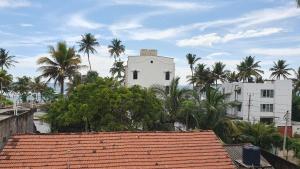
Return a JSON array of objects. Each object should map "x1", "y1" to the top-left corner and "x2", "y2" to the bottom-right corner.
[
  {"x1": 191, "y1": 87, "x2": 238, "y2": 143},
  {"x1": 236, "y1": 122, "x2": 280, "y2": 150},
  {"x1": 212, "y1": 62, "x2": 229, "y2": 86},
  {"x1": 186, "y1": 53, "x2": 200, "y2": 88},
  {"x1": 37, "y1": 41, "x2": 83, "y2": 95},
  {"x1": 78, "y1": 33, "x2": 99, "y2": 70},
  {"x1": 188, "y1": 64, "x2": 213, "y2": 90},
  {"x1": 110, "y1": 61, "x2": 125, "y2": 82},
  {"x1": 12, "y1": 76, "x2": 31, "y2": 102},
  {"x1": 237, "y1": 56, "x2": 264, "y2": 82},
  {"x1": 226, "y1": 71, "x2": 239, "y2": 83},
  {"x1": 270, "y1": 60, "x2": 293, "y2": 80},
  {"x1": 151, "y1": 77, "x2": 192, "y2": 124},
  {"x1": 30, "y1": 77, "x2": 47, "y2": 102},
  {"x1": 108, "y1": 39, "x2": 125, "y2": 62},
  {"x1": 0, "y1": 48, "x2": 17, "y2": 70},
  {"x1": 293, "y1": 67, "x2": 300, "y2": 92},
  {"x1": 0, "y1": 70, "x2": 12, "y2": 94}
]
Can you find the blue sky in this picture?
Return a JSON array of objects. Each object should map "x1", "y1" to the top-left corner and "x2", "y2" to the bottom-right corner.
[{"x1": 1, "y1": 0, "x2": 300, "y2": 84}]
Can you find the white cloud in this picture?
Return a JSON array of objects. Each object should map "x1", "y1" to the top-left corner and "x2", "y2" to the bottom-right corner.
[
  {"x1": 247, "y1": 47, "x2": 300, "y2": 57},
  {"x1": 176, "y1": 33, "x2": 220, "y2": 47},
  {"x1": 67, "y1": 14, "x2": 104, "y2": 29},
  {"x1": 0, "y1": 0, "x2": 30, "y2": 8},
  {"x1": 20, "y1": 23, "x2": 33, "y2": 27},
  {"x1": 238, "y1": 5, "x2": 300, "y2": 28},
  {"x1": 205, "y1": 52, "x2": 231, "y2": 59},
  {"x1": 126, "y1": 27, "x2": 187, "y2": 40},
  {"x1": 176, "y1": 28, "x2": 283, "y2": 47},
  {"x1": 111, "y1": 0, "x2": 213, "y2": 10},
  {"x1": 222, "y1": 28, "x2": 283, "y2": 42}
]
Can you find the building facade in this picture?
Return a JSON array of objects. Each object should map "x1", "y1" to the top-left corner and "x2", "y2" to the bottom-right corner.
[
  {"x1": 125, "y1": 49, "x2": 175, "y2": 88},
  {"x1": 221, "y1": 80, "x2": 292, "y2": 127}
]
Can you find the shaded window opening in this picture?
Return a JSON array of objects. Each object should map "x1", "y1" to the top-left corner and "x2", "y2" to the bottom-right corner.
[
  {"x1": 133, "y1": 71, "x2": 138, "y2": 80},
  {"x1": 165, "y1": 71, "x2": 170, "y2": 80}
]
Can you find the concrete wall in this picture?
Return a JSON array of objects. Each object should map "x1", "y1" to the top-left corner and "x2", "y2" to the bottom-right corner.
[
  {"x1": 222, "y1": 80, "x2": 292, "y2": 126},
  {"x1": 0, "y1": 110, "x2": 34, "y2": 148},
  {"x1": 125, "y1": 49, "x2": 175, "y2": 88}
]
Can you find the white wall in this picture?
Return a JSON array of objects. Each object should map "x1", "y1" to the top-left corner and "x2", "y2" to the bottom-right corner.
[
  {"x1": 222, "y1": 80, "x2": 292, "y2": 127},
  {"x1": 125, "y1": 53, "x2": 175, "y2": 88}
]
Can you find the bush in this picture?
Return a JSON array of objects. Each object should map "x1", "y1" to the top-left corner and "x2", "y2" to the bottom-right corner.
[{"x1": 0, "y1": 95, "x2": 13, "y2": 107}]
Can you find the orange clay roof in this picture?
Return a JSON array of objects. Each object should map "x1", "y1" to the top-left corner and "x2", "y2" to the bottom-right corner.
[{"x1": 0, "y1": 131, "x2": 235, "y2": 169}]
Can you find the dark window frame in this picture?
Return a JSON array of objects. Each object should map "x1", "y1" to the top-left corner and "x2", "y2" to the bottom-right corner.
[
  {"x1": 133, "y1": 70, "x2": 138, "y2": 80},
  {"x1": 165, "y1": 71, "x2": 170, "y2": 80}
]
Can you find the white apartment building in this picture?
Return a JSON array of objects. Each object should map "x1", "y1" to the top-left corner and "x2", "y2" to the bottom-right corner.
[
  {"x1": 221, "y1": 80, "x2": 292, "y2": 127},
  {"x1": 125, "y1": 49, "x2": 175, "y2": 88}
]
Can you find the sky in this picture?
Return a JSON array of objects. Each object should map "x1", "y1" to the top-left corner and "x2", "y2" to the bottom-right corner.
[{"x1": 0, "y1": 0, "x2": 300, "y2": 85}]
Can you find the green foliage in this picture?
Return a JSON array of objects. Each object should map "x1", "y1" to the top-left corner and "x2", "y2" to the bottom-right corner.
[
  {"x1": 237, "y1": 56, "x2": 264, "y2": 82},
  {"x1": 0, "y1": 70, "x2": 13, "y2": 94},
  {"x1": 78, "y1": 33, "x2": 99, "y2": 70},
  {"x1": 0, "y1": 48, "x2": 17, "y2": 70},
  {"x1": 37, "y1": 41, "x2": 84, "y2": 94},
  {"x1": 292, "y1": 92, "x2": 300, "y2": 121},
  {"x1": 235, "y1": 121, "x2": 280, "y2": 150},
  {"x1": 12, "y1": 76, "x2": 31, "y2": 102},
  {"x1": 270, "y1": 60, "x2": 293, "y2": 80},
  {"x1": 0, "y1": 95, "x2": 13, "y2": 106},
  {"x1": 108, "y1": 39, "x2": 125, "y2": 62},
  {"x1": 46, "y1": 77, "x2": 165, "y2": 132}
]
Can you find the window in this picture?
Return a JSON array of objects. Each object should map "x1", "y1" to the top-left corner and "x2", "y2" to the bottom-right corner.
[
  {"x1": 260, "y1": 104, "x2": 274, "y2": 112},
  {"x1": 133, "y1": 70, "x2": 138, "y2": 80},
  {"x1": 237, "y1": 104, "x2": 242, "y2": 112},
  {"x1": 261, "y1": 89, "x2": 274, "y2": 98},
  {"x1": 260, "y1": 117, "x2": 274, "y2": 124},
  {"x1": 165, "y1": 71, "x2": 170, "y2": 80}
]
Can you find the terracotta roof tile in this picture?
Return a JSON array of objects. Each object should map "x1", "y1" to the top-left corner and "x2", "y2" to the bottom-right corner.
[{"x1": 0, "y1": 131, "x2": 235, "y2": 169}]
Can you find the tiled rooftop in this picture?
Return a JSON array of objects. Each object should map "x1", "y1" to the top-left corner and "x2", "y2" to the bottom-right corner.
[{"x1": 0, "y1": 131, "x2": 235, "y2": 169}]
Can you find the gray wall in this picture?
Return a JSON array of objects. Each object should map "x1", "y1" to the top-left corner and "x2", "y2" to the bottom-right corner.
[{"x1": 0, "y1": 110, "x2": 34, "y2": 148}]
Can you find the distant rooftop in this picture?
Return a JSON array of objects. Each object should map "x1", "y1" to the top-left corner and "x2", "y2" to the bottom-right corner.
[
  {"x1": 140, "y1": 49, "x2": 157, "y2": 56},
  {"x1": 0, "y1": 131, "x2": 235, "y2": 169}
]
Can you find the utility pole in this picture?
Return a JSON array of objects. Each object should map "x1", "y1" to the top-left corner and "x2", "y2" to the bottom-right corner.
[
  {"x1": 283, "y1": 111, "x2": 289, "y2": 160},
  {"x1": 247, "y1": 93, "x2": 252, "y2": 122}
]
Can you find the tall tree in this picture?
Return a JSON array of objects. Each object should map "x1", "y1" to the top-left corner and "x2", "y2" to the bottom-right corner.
[
  {"x1": 108, "y1": 39, "x2": 125, "y2": 62},
  {"x1": 188, "y1": 64, "x2": 213, "y2": 90},
  {"x1": 237, "y1": 56, "x2": 264, "y2": 82},
  {"x1": 212, "y1": 62, "x2": 229, "y2": 86},
  {"x1": 226, "y1": 71, "x2": 239, "y2": 83},
  {"x1": 270, "y1": 59, "x2": 293, "y2": 80},
  {"x1": 186, "y1": 53, "x2": 200, "y2": 88},
  {"x1": 0, "y1": 70, "x2": 12, "y2": 94},
  {"x1": 151, "y1": 77, "x2": 191, "y2": 124},
  {"x1": 0, "y1": 48, "x2": 17, "y2": 70},
  {"x1": 110, "y1": 61, "x2": 125, "y2": 82},
  {"x1": 12, "y1": 76, "x2": 31, "y2": 102},
  {"x1": 30, "y1": 77, "x2": 47, "y2": 102},
  {"x1": 37, "y1": 41, "x2": 83, "y2": 95},
  {"x1": 293, "y1": 67, "x2": 300, "y2": 92},
  {"x1": 78, "y1": 33, "x2": 99, "y2": 70}
]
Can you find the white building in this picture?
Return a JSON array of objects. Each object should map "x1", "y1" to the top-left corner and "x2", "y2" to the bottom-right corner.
[
  {"x1": 221, "y1": 80, "x2": 292, "y2": 127},
  {"x1": 125, "y1": 49, "x2": 175, "y2": 88}
]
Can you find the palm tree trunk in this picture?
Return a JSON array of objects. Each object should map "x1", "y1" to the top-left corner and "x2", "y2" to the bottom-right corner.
[
  {"x1": 191, "y1": 67, "x2": 194, "y2": 89},
  {"x1": 60, "y1": 79, "x2": 64, "y2": 95},
  {"x1": 87, "y1": 52, "x2": 91, "y2": 71}
]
